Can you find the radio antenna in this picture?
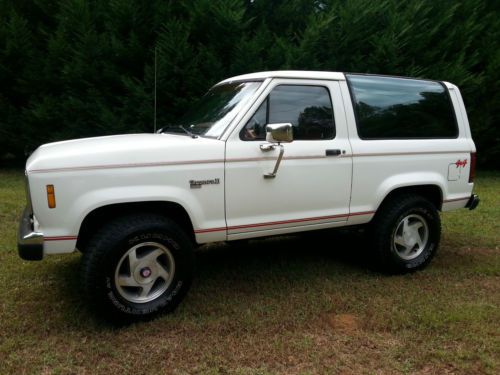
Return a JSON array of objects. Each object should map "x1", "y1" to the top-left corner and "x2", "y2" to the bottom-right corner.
[{"x1": 153, "y1": 46, "x2": 157, "y2": 133}]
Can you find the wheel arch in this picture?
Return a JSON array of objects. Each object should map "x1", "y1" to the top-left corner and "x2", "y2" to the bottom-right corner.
[
  {"x1": 76, "y1": 201, "x2": 196, "y2": 252},
  {"x1": 376, "y1": 184, "x2": 443, "y2": 214}
]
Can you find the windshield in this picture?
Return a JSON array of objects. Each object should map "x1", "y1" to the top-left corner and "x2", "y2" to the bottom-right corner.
[{"x1": 162, "y1": 81, "x2": 262, "y2": 138}]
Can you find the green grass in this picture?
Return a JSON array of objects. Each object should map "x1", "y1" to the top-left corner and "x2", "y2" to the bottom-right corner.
[{"x1": 0, "y1": 169, "x2": 498, "y2": 374}]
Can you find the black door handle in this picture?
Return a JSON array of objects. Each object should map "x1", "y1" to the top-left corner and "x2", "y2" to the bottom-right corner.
[{"x1": 325, "y1": 149, "x2": 341, "y2": 156}]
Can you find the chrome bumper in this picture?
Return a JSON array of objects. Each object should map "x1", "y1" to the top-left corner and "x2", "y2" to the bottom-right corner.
[{"x1": 18, "y1": 206, "x2": 44, "y2": 260}]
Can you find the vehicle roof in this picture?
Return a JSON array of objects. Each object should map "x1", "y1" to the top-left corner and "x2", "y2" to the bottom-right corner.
[
  {"x1": 217, "y1": 70, "x2": 346, "y2": 85},
  {"x1": 217, "y1": 70, "x2": 455, "y2": 89}
]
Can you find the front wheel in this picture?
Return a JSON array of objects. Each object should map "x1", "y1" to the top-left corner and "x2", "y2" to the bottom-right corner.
[
  {"x1": 370, "y1": 194, "x2": 441, "y2": 273},
  {"x1": 80, "y1": 214, "x2": 194, "y2": 323}
]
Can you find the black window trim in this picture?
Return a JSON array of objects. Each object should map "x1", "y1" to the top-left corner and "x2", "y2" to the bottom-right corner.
[
  {"x1": 265, "y1": 96, "x2": 269, "y2": 125},
  {"x1": 345, "y1": 73, "x2": 459, "y2": 141},
  {"x1": 239, "y1": 83, "x2": 337, "y2": 142}
]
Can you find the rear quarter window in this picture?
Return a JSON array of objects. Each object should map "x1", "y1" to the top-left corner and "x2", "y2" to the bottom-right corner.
[{"x1": 346, "y1": 74, "x2": 458, "y2": 139}]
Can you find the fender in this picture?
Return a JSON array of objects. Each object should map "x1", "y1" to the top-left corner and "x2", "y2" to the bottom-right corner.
[
  {"x1": 28, "y1": 164, "x2": 226, "y2": 255},
  {"x1": 374, "y1": 172, "x2": 447, "y2": 211}
]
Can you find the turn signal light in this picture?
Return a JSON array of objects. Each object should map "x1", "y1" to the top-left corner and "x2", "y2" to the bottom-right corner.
[{"x1": 46, "y1": 185, "x2": 56, "y2": 208}]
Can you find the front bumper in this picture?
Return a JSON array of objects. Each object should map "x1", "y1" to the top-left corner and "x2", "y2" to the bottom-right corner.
[
  {"x1": 465, "y1": 194, "x2": 480, "y2": 210},
  {"x1": 18, "y1": 206, "x2": 44, "y2": 260}
]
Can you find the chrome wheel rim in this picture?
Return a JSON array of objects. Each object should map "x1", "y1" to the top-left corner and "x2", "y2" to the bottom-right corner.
[
  {"x1": 393, "y1": 214, "x2": 429, "y2": 260},
  {"x1": 114, "y1": 242, "x2": 175, "y2": 304}
]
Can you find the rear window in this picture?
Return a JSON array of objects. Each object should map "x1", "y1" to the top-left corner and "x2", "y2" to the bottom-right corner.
[{"x1": 346, "y1": 75, "x2": 458, "y2": 139}]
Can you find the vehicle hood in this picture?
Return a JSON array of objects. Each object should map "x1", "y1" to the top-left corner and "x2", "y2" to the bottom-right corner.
[{"x1": 26, "y1": 133, "x2": 224, "y2": 173}]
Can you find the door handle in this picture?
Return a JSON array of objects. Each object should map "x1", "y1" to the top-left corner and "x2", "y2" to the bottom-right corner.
[
  {"x1": 260, "y1": 143, "x2": 275, "y2": 152},
  {"x1": 326, "y1": 149, "x2": 342, "y2": 156}
]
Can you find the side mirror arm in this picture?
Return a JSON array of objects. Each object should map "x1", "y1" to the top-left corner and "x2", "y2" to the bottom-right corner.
[
  {"x1": 259, "y1": 122, "x2": 293, "y2": 179},
  {"x1": 260, "y1": 143, "x2": 284, "y2": 179}
]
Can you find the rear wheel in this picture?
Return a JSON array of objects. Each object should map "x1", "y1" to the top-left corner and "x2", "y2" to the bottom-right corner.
[
  {"x1": 370, "y1": 194, "x2": 441, "y2": 273},
  {"x1": 80, "y1": 213, "x2": 194, "y2": 323}
]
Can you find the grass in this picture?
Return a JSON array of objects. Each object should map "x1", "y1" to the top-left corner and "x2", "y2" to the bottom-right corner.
[{"x1": 0, "y1": 169, "x2": 498, "y2": 374}]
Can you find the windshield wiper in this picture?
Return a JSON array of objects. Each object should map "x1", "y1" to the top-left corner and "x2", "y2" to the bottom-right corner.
[
  {"x1": 179, "y1": 125, "x2": 198, "y2": 139},
  {"x1": 159, "y1": 125, "x2": 198, "y2": 138}
]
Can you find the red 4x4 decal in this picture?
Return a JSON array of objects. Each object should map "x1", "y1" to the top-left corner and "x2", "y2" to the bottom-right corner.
[{"x1": 455, "y1": 159, "x2": 467, "y2": 168}]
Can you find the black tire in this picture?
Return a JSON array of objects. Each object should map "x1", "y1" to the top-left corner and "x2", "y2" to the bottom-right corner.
[
  {"x1": 80, "y1": 213, "x2": 194, "y2": 323},
  {"x1": 370, "y1": 194, "x2": 441, "y2": 274}
]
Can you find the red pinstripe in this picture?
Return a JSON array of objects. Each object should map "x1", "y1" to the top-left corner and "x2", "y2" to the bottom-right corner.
[
  {"x1": 45, "y1": 236, "x2": 78, "y2": 241},
  {"x1": 194, "y1": 211, "x2": 376, "y2": 234},
  {"x1": 28, "y1": 150, "x2": 472, "y2": 174}
]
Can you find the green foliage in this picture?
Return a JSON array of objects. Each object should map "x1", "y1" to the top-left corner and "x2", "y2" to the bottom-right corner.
[{"x1": 0, "y1": 0, "x2": 498, "y2": 168}]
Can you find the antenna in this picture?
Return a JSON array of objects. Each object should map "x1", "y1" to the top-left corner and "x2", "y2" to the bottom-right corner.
[{"x1": 153, "y1": 46, "x2": 157, "y2": 133}]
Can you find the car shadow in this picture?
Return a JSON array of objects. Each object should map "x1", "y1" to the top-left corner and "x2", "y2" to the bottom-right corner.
[
  {"x1": 50, "y1": 228, "x2": 376, "y2": 329},
  {"x1": 195, "y1": 228, "x2": 377, "y2": 278}
]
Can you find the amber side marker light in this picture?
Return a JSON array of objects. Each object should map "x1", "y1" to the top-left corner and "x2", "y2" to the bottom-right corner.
[{"x1": 46, "y1": 185, "x2": 56, "y2": 208}]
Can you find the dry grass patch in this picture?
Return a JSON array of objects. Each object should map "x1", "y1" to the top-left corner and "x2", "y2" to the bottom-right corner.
[{"x1": 0, "y1": 169, "x2": 499, "y2": 374}]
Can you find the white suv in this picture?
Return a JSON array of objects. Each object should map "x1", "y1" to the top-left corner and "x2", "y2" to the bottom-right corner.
[{"x1": 18, "y1": 71, "x2": 479, "y2": 322}]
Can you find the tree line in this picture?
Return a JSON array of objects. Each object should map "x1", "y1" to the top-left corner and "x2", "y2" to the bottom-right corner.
[{"x1": 0, "y1": 0, "x2": 498, "y2": 168}]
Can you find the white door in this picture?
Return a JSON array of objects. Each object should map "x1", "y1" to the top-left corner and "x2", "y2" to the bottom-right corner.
[{"x1": 224, "y1": 79, "x2": 353, "y2": 239}]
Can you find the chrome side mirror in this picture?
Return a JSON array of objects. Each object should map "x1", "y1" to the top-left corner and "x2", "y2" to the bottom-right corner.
[
  {"x1": 266, "y1": 123, "x2": 293, "y2": 143},
  {"x1": 259, "y1": 123, "x2": 293, "y2": 179}
]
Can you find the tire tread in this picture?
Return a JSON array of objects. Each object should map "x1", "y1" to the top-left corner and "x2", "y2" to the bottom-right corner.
[
  {"x1": 80, "y1": 213, "x2": 194, "y2": 323},
  {"x1": 370, "y1": 193, "x2": 441, "y2": 273}
]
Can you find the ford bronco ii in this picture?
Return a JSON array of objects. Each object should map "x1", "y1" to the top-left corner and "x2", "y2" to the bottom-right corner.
[{"x1": 18, "y1": 71, "x2": 479, "y2": 321}]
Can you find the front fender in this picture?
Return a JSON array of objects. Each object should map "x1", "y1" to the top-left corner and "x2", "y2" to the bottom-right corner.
[
  {"x1": 29, "y1": 163, "x2": 226, "y2": 253},
  {"x1": 71, "y1": 185, "x2": 210, "y2": 235}
]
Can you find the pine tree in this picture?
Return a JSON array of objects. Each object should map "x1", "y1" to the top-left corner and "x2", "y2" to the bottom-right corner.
[{"x1": 0, "y1": 0, "x2": 498, "y2": 168}]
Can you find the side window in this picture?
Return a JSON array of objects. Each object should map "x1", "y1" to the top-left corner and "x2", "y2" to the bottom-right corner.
[
  {"x1": 241, "y1": 98, "x2": 268, "y2": 141},
  {"x1": 241, "y1": 85, "x2": 335, "y2": 141},
  {"x1": 346, "y1": 74, "x2": 458, "y2": 139}
]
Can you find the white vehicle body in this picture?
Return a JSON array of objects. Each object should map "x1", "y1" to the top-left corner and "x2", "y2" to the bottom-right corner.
[{"x1": 19, "y1": 71, "x2": 478, "y2": 260}]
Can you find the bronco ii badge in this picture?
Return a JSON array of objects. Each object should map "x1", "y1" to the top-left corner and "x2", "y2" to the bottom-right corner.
[{"x1": 189, "y1": 178, "x2": 220, "y2": 189}]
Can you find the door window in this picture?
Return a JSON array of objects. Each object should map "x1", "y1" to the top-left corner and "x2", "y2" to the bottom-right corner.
[{"x1": 241, "y1": 85, "x2": 335, "y2": 141}]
